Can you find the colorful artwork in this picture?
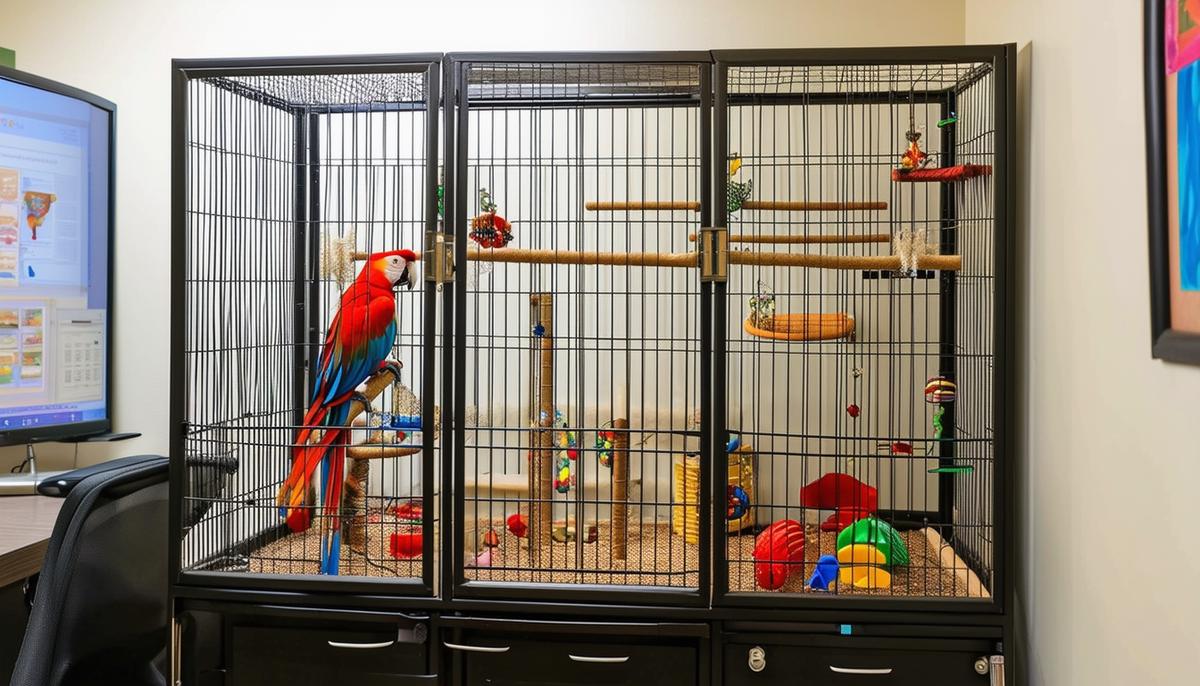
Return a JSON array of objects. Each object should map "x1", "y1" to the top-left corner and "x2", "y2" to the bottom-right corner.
[
  {"x1": 1169, "y1": 1, "x2": 1200, "y2": 73},
  {"x1": 1179, "y1": 63, "x2": 1200, "y2": 290}
]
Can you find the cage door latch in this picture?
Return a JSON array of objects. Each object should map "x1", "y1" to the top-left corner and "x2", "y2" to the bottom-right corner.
[
  {"x1": 424, "y1": 231, "x2": 455, "y2": 283},
  {"x1": 697, "y1": 227, "x2": 728, "y2": 282}
]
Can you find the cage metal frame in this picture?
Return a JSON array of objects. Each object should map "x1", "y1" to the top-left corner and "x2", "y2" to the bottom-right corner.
[
  {"x1": 711, "y1": 46, "x2": 1014, "y2": 623},
  {"x1": 445, "y1": 51, "x2": 716, "y2": 608},
  {"x1": 169, "y1": 53, "x2": 444, "y2": 598},
  {"x1": 166, "y1": 48, "x2": 1015, "y2": 641}
]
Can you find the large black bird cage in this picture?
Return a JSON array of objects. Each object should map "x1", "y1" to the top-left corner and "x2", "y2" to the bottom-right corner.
[
  {"x1": 168, "y1": 48, "x2": 1013, "y2": 618},
  {"x1": 447, "y1": 53, "x2": 716, "y2": 606},
  {"x1": 169, "y1": 55, "x2": 444, "y2": 595}
]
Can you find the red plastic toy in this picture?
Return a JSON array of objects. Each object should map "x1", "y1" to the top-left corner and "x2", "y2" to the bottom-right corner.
[
  {"x1": 506, "y1": 513, "x2": 528, "y2": 538},
  {"x1": 391, "y1": 500, "x2": 423, "y2": 522},
  {"x1": 389, "y1": 527, "x2": 423, "y2": 559},
  {"x1": 798, "y1": 473, "x2": 879, "y2": 532},
  {"x1": 753, "y1": 519, "x2": 805, "y2": 590}
]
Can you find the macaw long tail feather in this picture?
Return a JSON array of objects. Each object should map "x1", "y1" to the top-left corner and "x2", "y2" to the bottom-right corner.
[{"x1": 319, "y1": 444, "x2": 346, "y2": 574}]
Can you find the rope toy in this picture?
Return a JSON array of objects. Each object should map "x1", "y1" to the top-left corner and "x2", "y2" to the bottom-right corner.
[
  {"x1": 469, "y1": 188, "x2": 514, "y2": 248},
  {"x1": 727, "y1": 484, "x2": 751, "y2": 521},
  {"x1": 319, "y1": 227, "x2": 359, "y2": 287},
  {"x1": 893, "y1": 227, "x2": 934, "y2": 275}
]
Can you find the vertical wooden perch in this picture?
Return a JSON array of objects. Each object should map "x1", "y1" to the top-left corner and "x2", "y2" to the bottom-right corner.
[
  {"x1": 612, "y1": 418, "x2": 630, "y2": 561},
  {"x1": 344, "y1": 458, "x2": 370, "y2": 550},
  {"x1": 530, "y1": 294, "x2": 555, "y2": 566}
]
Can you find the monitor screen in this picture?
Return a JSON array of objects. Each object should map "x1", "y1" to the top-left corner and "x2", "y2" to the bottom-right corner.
[{"x1": 0, "y1": 70, "x2": 111, "y2": 442}]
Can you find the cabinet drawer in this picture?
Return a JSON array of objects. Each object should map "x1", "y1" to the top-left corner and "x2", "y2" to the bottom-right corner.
[
  {"x1": 453, "y1": 636, "x2": 697, "y2": 686},
  {"x1": 725, "y1": 643, "x2": 989, "y2": 686},
  {"x1": 230, "y1": 622, "x2": 431, "y2": 686}
]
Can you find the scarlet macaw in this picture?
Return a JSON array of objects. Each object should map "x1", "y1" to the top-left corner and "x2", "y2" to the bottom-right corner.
[{"x1": 276, "y1": 249, "x2": 418, "y2": 574}]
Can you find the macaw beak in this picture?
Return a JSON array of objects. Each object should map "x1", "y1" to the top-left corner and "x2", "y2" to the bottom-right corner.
[{"x1": 398, "y1": 265, "x2": 413, "y2": 290}]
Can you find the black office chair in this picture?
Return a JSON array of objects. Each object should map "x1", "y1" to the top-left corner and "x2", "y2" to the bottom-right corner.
[{"x1": 11, "y1": 455, "x2": 169, "y2": 686}]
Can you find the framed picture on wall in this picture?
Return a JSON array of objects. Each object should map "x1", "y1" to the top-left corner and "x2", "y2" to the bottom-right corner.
[{"x1": 1147, "y1": 0, "x2": 1200, "y2": 364}]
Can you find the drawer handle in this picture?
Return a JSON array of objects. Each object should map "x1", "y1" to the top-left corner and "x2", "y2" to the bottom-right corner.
[
  {"x1": 443, "y1": 641, "x2": 511, "y2": 653},
  {"x1": 568, "y1": 654, "x2": 630, "y2": 664},
  {"x1": 830, "y1": 666, "x2": 894, "y2": 675},
  {"x1": 327, "y1": 640, "x2": 395, "y2": 650}
]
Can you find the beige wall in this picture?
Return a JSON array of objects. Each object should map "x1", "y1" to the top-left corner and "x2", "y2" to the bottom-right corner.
[
  {"x1": 966, "y1": 1, "x2": 1200, "y2": 685},
  {"x1": 0, "y1": 0, "x2": 964, "y2": 468}
]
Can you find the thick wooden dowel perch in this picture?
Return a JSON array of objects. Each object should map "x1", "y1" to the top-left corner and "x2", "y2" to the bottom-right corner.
[
  {"x1": 346, "y1": 444, "x2": 422, "y2": 460},
  {"x1": 344, "y1": 458, "x2": 370, "y2": 550},
  {"x1": 584, "y1": 200, "x2": 886, "y2": 212},
  {"x1": 612, "y1": 418, "x2": 629, "y2": 561},
  {"x1": 530, "y1": 293, "x2": 555, "y2": 565},
  {"x1": 469, "y1": 247, "x2": 961, "y2": 272},
  {"x1": 469, "y1": 248, "x2": 696, "y2": 268},
  {"x1": 731, "y1": 252, "x2": 962, "y2": 271},
  {"x1": 586, "y1": 200, "x2": 700, "y2": 211},
  {"x1": 740, "y1": 200, "x2": 887, "y2": 211},
  {"x1": 688, "y1": 233, "x2": 891, "y2": 245}
]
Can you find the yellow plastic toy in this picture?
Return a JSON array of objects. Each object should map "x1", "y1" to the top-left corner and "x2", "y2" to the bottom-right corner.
[{"x1": 837, "y1": 544, "x2": 892, "y2": 589}]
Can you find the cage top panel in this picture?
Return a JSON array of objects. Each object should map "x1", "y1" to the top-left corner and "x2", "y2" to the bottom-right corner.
[
  {"x1": 727, "y1": 62, "x2": 991, "y2": 96},
  {"x1": 465, "y1": 62, "x2": 702, "y2": 103},
  {"x1": 203, "y1": 71, "x2": 427, "y2": 109}
]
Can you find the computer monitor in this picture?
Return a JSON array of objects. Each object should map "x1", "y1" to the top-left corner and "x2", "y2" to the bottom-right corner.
[{"x1": 0, "y1": 66, "x2": 113, "y2": 446}]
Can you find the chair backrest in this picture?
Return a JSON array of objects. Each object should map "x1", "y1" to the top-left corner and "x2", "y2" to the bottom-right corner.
[{"x1": 11, "y1": 455, "x2": 169, "y2": 686}]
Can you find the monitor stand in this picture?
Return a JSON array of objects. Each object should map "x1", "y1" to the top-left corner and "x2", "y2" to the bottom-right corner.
[
  {"x1": 0, "y1": 444, "x2": 66, "y2": 495},
  {"x1": 0, "y1": 433, "x2": 142, "y2": 494}
]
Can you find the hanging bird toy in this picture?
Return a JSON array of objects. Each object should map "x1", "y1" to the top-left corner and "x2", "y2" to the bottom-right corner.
[
  {"x1": 727, "y1": 484, "x2": 751, "y2": 521},
  {"x1": 897, "y1": 73, "x2": 935, "y2": 173},
  {"x1": 595, "y1": 426, "x2": 617, "y2": 468},
  {"x1": 469, "y1": 187, "x2": 514, "y2": 248},
  {"x1": 747, "y1": 282, "x2": 776, "y2": 329},
  {"x1": 726, "y1": 154, "x2": 754, "y2": 214},
  {"x1": 924, "y1": 376, "x2": 958, "y2": 403},
  {"x1": 549, "y1": 411, "x2": 578, "y2": 493}
]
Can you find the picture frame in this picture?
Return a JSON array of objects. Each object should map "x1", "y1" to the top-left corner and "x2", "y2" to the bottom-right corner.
[{"x1": 1146, "y1": 0, "x2": 1200, "y2": 364}]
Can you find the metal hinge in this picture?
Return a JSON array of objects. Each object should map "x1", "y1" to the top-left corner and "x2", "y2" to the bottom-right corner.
[
  {"x1": 697, "y1": 227, "x2": 728, "y2": 282},
  {"x1": 424, "y1": 231, "x2": 455, "y2": 283}
]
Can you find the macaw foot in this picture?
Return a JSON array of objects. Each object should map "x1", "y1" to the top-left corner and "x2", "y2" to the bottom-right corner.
[
  {"x1": 351, "y1": 391, "x2": 372, "y2": 408},
  {"x1": 378, "y1": 359, "x2": 404, "y2": 383}
]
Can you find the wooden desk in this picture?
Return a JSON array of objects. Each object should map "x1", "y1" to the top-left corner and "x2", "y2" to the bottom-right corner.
[{"x1": 0, "y1": 496, "x2": 62, "y2": 587}]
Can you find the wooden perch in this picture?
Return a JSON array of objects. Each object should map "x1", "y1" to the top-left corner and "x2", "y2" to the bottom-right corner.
[
  {"x1": 586, "y1": 200, "x2": 700, "y2": 211},
  {"x1": 612, "y1": 418, "x2": 629, "y2": 561},
  {"x1": 688, "y1": 233, "x2": 891, "y2": 245},
  {"x1": 346, "y1": 444, "x2": 422, "y2": 460},
  {"x1": 740, "y1": 200, "x2": 887, "y2": 211},
  {"x1": 585, "y1": 200, "x2": 887, "y2": 212},
  {"x1": 469, "y1": 248, "x2": 697, "y2": 268},
  {"x1": 468, "y1": 247, "x2": 961, "y2": 271},
  {"x1": 730, "y1": 252, "x2": 962, "y2": 271}
]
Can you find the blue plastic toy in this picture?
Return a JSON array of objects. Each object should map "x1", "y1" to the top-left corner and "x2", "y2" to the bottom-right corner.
[
  {"x1": 807, "y1": 554, "x2": 840, "y2": 591},
  {"x1": 383, "y1": 414, "x2": 423, "y2": 431},
  {"x1": 726, "y1": 435, "x2": 741, "y2": 452}
]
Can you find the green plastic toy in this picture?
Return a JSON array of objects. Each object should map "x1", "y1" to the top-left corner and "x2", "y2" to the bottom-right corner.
[{"x1": 836, "y1": 516, "x2": 910, "y2": 566}]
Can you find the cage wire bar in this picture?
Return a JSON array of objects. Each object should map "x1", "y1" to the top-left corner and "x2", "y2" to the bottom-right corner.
[
  {"x1": 713, "y1": 52, "x2": 1002, "y2": 606},
  {"x1": 172, "y1": 56, "x2": 442, "y2": 594},
  {"x1": 450, "y1": 54, "x2": 713, "y2": 603}
]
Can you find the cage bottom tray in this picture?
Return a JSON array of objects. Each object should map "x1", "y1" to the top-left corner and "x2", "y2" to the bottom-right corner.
[
  {"x1": 465, "y1": 520, "x2": 700, "y2": 588},
  {"x1": 726, "y1": 526, "x2": 990, "y2": 597},
  {"x1": 247, "y1": 509, "x2": 430, "y2": 578}
]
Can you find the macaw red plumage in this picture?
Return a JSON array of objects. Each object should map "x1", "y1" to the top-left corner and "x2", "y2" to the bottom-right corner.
[{"x1": 276, "y1": 249, "x2": 418, "y2": 574}]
